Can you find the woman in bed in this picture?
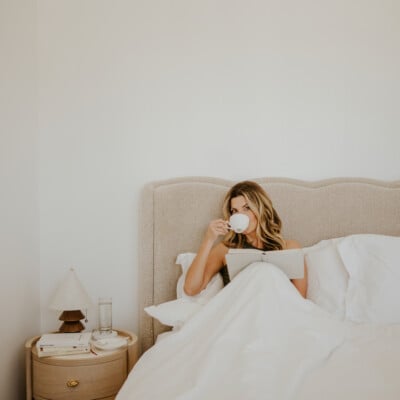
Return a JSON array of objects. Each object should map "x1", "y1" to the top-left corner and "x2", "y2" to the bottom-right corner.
[{"x1": 184, "y1": 180, "x2": 308, "y2": 298}]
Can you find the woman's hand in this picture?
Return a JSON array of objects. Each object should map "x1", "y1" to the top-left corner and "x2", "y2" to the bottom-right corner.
[{"x1": 205, "y1": 219, "x2": 230, "y2": 242}]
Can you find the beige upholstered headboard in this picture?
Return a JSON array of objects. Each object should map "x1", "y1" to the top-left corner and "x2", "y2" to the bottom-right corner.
[{"x1": 138, "y1": 177, "x2": 400, "y2": 353}]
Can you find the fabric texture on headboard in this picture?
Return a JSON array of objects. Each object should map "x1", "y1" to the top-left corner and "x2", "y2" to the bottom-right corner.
[{"x1": 138, "y1": 177, "x2": 400, "y2": 353}]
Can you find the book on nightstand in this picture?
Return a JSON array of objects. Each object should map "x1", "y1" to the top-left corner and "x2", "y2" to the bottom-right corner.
[{"x1": 36, "y1": 332, "x2": 92, "y2": 357}]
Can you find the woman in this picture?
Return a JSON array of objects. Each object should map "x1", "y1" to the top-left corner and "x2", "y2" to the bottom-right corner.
[{"x1": 184, "y1": 180, "x2": 308, "y2": 297}]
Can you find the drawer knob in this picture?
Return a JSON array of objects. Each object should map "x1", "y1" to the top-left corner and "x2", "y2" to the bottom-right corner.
[{"x1": 66, "y1": 379, "x2": 80, "y2": 388}]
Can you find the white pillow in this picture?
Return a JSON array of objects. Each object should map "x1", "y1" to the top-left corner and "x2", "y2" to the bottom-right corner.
[
  {"x1": 145, "y1": 253, "x2": 224, "y2": 329},
  {"x1": 304, "y1": 238, "x2": 349, "y2": 319},
  {"x1": 337, "y1": 234, "x2": 400, "y2": 324},
  {"x1": 145, "y1": 299, "x2": 202, "y2": 328}
]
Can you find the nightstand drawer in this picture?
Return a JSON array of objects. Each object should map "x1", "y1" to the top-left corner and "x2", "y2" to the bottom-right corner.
[{"x1": 32, "y1": 356, "x2": 126, "y2": 400}]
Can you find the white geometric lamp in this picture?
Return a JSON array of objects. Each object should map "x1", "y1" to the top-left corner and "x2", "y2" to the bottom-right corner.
[{"x1": 49, "y1": 268, "x2": 93, "y2": 333}]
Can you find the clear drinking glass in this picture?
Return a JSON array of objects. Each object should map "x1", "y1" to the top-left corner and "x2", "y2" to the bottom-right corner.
[{"x1": 98, "y1": 297, "x2": 112, "y2": 334}]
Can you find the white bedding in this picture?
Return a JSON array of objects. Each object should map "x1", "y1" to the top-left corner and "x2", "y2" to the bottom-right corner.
[{"x1": 118, "y1": 240, "x2": 400, "y2": 400}]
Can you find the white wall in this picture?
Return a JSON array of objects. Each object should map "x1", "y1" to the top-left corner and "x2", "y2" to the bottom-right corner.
[
  {"x1": 0, "y1": 1, "x2": 40, "y2": 399},
  {"x1": 37, "y1": 0, "x2": 400, "y2": 336}
]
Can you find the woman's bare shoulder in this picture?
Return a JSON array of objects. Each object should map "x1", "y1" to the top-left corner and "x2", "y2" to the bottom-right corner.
[{"x1": 284, "y1": 239, "x2": 301, "y2": 249}]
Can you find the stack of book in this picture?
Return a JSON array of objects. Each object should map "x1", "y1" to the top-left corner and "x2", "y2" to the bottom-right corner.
[{"x1": 36, "y1": 332, "x2": 92, "y2": 357}]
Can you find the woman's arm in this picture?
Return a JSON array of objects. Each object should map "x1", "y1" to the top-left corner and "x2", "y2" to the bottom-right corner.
[
  {"x1": 184, "y1": 219, "x2": 229, "y2": 296},
  {"x1": 285, "y1": 239, "x2": 308, "y2": 298}
]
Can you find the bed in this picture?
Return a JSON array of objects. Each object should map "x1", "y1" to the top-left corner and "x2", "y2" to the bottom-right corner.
[{"x1": 118, "y1": 177, "x2": 400, "y2": 400}]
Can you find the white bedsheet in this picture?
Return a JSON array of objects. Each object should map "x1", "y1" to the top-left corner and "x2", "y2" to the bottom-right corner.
[{"x1": 117, "y1": 262, "x2": 400, "y2": 400}]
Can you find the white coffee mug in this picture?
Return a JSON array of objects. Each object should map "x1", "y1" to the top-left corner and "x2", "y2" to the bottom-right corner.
[{"x1": 229, "y1": 213, "x2": 250, "y2": 233}]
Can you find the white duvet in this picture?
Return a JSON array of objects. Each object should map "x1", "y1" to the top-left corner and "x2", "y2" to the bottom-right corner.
[{"x1": 117, "y1": 253, "x2": 400, "y2": 399}]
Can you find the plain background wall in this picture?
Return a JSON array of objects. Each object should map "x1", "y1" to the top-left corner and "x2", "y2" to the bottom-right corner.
[
  {"x1": 38, "y1": 0, "x2": 400, "y2": 335},
  {"x1": 2, "y1": 1, "x2": 400, "y2": 398},
  {"x1": 0, "y1": 1, "x2": 40, "y2": 399}
]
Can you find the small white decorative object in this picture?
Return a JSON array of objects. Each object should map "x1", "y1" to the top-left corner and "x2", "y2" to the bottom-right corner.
[{"x1": 93, "y1": 337, "x2": 128, "y2": 351}]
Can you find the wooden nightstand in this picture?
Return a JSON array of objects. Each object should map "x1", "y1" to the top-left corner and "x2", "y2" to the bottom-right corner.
[{"x1": 25, "y1": 329, "x2": 138, "y2": 400}]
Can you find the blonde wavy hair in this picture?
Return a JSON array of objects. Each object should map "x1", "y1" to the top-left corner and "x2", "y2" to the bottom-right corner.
[{"x1": 222, "y1": 181, "x2": 285, "y2": 251}]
